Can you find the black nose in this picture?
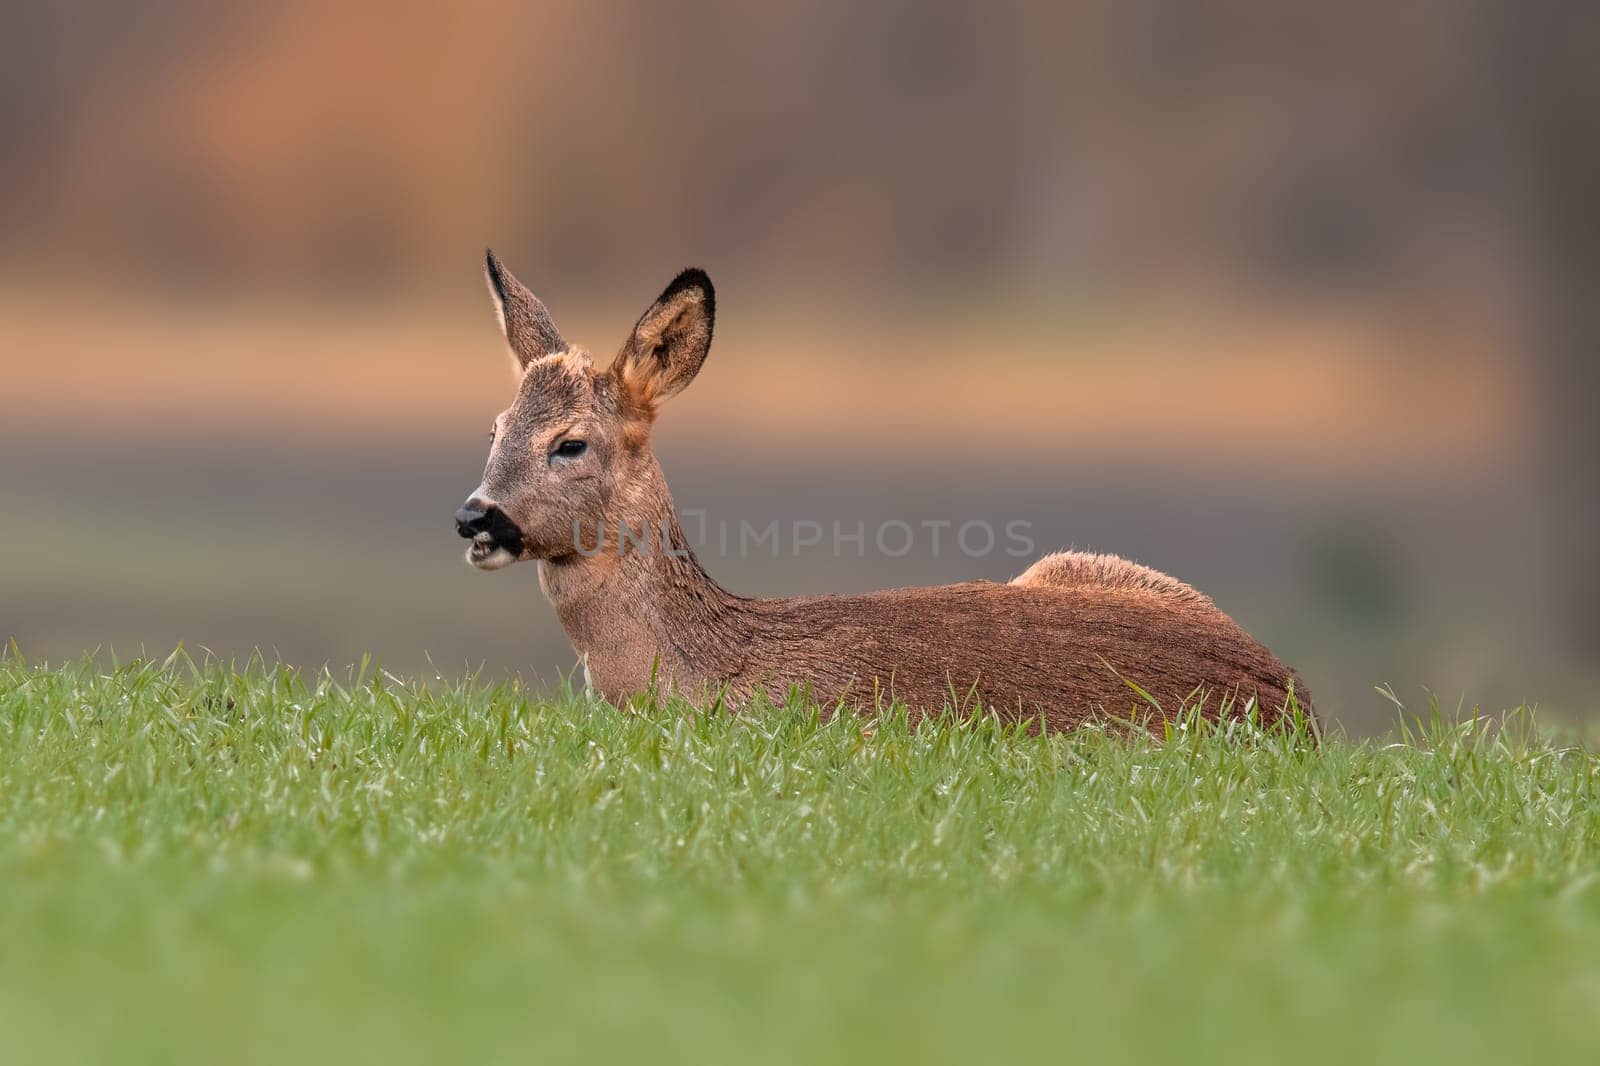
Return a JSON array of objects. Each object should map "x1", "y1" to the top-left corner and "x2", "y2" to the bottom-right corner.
[{"x1": 455, "y1": 502, "x2": 490, "y2": 538}]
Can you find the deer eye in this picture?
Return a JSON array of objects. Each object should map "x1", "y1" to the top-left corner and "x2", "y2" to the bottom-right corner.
[{"x1": 551, "y1": 439, "x2": 588, "y2": 461}]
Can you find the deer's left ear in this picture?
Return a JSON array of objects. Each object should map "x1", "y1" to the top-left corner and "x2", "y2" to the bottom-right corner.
[{"x1": 610, "y1": 268, "x2": 714, "y2": 412}]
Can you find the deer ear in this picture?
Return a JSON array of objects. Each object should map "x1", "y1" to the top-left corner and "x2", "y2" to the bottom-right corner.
[
  {"x1": 484, "y1": 249, "x2": 565, "y2": 369},
  {"x1": 610, "y1": 268, "x2": 714, "y2": 412}
]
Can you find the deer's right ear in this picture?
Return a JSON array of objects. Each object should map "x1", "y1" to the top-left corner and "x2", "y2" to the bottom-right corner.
[{"x1": 484, "y1": 249, "x2": 565, "y2": 370}]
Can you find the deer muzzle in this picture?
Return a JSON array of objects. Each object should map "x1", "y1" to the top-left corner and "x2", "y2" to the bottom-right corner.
[{"x1": 455, "y1": 498, "x2": 525, "y2": 570}]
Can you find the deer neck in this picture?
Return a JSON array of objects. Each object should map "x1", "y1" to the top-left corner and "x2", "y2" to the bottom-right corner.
[{"x1": 536, "y1": 455, "x2": 743, "y2": 696}]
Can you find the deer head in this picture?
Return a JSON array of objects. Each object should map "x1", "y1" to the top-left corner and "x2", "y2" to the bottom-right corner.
[{"x1": 455, "y1": 251, "x2": 714, "y2": 570}]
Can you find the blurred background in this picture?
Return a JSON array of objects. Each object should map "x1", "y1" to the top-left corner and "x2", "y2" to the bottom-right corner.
[{"x1": 1, "y1": 1, "x2": 1595, "y2": 733}]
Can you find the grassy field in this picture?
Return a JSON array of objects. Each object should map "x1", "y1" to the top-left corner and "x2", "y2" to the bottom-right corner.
[{"x1": 2, "y1": 652, "x2": 1597, "y2": 1065}]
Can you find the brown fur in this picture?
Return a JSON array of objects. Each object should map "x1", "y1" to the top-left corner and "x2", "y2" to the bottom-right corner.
[
  {"x1": 1012, "y1": 550, "x2": 1213, "y2": 607},
  {"x1": 461, "y1": 254, "x2": 1315, "y2": 736}
]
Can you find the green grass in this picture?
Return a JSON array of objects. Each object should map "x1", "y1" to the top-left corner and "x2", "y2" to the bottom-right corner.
[{"x1": 2, "y1": 651, "x2": 1597, "y2": 1065}]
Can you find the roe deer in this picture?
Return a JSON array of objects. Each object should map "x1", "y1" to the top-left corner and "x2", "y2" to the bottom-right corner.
[{"x1": 455, "y1": 252, "x2": 1314, "y2": 735}]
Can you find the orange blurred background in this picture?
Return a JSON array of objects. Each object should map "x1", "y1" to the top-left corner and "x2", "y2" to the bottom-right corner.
[{"x1": 2, "y1": 1, "x2": 1596, "y2": 732}]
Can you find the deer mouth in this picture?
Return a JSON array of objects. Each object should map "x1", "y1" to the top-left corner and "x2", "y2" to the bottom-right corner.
[
  {"x1": 465, "y1": 511, "x2": 524, "y2": 571},
  {"x1": 467, "y1": 532, "x2": 520, "y2": 570},
  {"x1": 458, "y1": 502, "x2": 525, "y2": 571}
]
